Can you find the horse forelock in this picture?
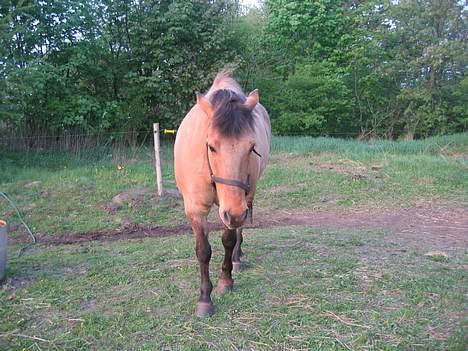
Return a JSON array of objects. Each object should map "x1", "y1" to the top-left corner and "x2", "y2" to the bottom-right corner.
[{"x1": 210, "y1": 89, "x2": 254, "y2": 138}]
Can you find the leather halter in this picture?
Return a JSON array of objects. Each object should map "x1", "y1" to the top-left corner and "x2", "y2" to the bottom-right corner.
[{"x1": 206, "y1": 143, "x2": 261, "y2": 194}]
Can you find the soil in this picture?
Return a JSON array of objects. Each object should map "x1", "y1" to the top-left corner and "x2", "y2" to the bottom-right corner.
[{"x1": 9, "y1": 202, "x2": 467, "y2": 251}]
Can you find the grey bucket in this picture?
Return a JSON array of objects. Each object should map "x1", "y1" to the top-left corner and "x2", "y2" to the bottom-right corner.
[{"x1": 0, "y1": 220, "x2": 7, "y2": 282}]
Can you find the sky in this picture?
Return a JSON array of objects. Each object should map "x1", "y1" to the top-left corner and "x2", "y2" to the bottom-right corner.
[{"x1": 240, "y1": 0, "x2": 261, "y2": 8}]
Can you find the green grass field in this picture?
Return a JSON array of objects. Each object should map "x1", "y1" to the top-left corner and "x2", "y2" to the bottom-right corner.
[
  {"x1": 1, "y1": 226, "x2": 467, "y2": 350},
  {"x1": 1, "y1": 134, "x2": 466, "y2": 236},
  {"x1": 1, "y1": 134, "x2": 467, "y2": 350}
]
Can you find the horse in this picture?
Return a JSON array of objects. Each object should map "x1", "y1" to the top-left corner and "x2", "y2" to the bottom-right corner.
[{"x1": 174, "y1": 71, "x2": 271, "y2": 317}]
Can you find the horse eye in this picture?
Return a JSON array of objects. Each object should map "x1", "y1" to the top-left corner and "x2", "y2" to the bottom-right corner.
[
  {"x1": 209, "y1": 145, "x2": 216, "y2": 153},
  {"x1": 249, "y1": 145, "x2": 255, "y2": 153}
]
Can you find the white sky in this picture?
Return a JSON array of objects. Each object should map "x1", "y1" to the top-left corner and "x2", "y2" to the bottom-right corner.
[{"x1": 240, "y1": 0, "x2": 261, "y2": 8}]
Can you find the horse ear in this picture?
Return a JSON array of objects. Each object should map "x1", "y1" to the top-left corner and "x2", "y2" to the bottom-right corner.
[
  {"x1": 245, "y1": 89, "x2": 259, "y2": 111},
  {"x1": 196, "y1": 93, "x2": 213, "y2": 116}
]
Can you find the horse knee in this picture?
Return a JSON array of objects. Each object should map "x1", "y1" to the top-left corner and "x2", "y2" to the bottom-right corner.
[
  {"x1": 222, "y1": 230, "x2": 236, "y2": 249},
  {"x1": 196, "y1": 242, "x2": 212, "y2": 263}
]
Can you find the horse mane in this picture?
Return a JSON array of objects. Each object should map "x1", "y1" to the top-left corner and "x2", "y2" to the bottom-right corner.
[
  {"x1": 205, "y1": 70, "x2": 254, "y2": 137},
  {"x1": 206, "y1": 69, "x2": 244, "y2": 98}
]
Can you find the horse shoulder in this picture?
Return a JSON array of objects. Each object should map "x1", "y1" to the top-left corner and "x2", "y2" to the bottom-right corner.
[{"x1": 174, "y1": 105, "x2": 214, "y2": 214}]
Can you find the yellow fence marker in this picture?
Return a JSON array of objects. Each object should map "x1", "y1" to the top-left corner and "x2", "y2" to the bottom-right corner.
[{"x1": 163, "y1": 129, "x2": 176, "y2": 135}]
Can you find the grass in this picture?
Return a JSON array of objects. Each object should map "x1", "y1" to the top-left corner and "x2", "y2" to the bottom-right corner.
[
  {"x1": 1, "y1": 226, "x2": 466, "y2": 350},
  {"x1": 1, "y1": 134, "x2": 467, "y2": 350},
  {"x1": 1, "y1": 134, "x2": 466, "y2": 237},
  {"x1": 271, "y1": 133, "x2": 468, "y2": 156},
  {"x1": 0, "y1": 142, "x2": 182, "y2": 236},
  {"x1": 258, "y1": 151, "x2": 467, "y2": 209}
]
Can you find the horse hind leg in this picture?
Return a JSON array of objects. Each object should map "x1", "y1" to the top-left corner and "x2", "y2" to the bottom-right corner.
[
  {"x1": 216, "y1": 228, "x2": 236, "y2": 295},
  {"x1": 232, "y1": 228, "x2": 243, "y2": 273},
  {"x1": 190, "y1": 215, "x2": 214, "y2": 317}
]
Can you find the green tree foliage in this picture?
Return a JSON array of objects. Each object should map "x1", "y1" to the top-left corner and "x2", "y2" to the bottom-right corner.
[
  {"x1": 388, "y1": 0, "x2": 467, "y2": 139},
  {"x1": 0, "y1": 0, "x2": 466, "y2": 141},
  {"x1": 0, "y1": 0, "x2": 238, "y2": 141},
  {"x1": 258, "y1": 0, "x2": 357, "y2": 135},
  {"x1": 273, "y1": 62, "x2": 353, "y2": 135},
  {"x1": 257, "y1": 0, "x2": 467, "y2": 138},
  {"x1": 263, "y1": 0, "x2": 350, "y2": 70}
]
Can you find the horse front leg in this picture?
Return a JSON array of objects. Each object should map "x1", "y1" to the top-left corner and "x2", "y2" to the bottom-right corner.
[
  {"x1": 216, "y1": 228, "x2": 236, "y2": 294},
  {"x1": 232, "y1": 228, "x2": 243, "y2": 273},
  {"x1": 189, "y1": 215, "x2": 214, "y2": 317}
]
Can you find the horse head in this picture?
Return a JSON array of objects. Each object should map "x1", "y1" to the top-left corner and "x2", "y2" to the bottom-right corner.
[{"x1": 197, "y1": 89, "x2": 259, "y2": 229}]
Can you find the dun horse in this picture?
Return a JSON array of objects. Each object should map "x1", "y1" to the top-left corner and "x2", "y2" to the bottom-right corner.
[{"x1": 174, "y1": 71, "x2": 271, "y2": 317}]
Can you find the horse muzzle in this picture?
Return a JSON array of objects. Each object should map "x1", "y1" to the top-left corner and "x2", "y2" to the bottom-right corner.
[{"x1": 220, "y1": 207, "x2": 249, "y2": 229}]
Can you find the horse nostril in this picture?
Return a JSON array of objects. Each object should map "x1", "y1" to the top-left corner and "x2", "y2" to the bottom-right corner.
[
  {"x1": 242, "y1": 209, "x2": 248, "y2": 223},
  {"x1": 223, "y1": 211, "x2": 231, "y2": 224},
  {"x1": 223, "y1": 210, "x2": 248, "y2": 227}
]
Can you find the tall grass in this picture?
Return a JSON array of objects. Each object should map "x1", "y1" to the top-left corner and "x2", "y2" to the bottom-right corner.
[
  {"x1": 0, "y1": 140, "x2": 175, "y2": 184},
  {"x1": 271, "y1": 133, "x2": 468, "y2": 156},
  {"x1": 2, "y1": 133, "x2": 465, "y2": 185}
]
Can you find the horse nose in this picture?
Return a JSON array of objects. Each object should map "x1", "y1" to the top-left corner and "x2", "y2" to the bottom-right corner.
[{"x1": 223, "y1": 209, "x2": 248, "y2": 228}]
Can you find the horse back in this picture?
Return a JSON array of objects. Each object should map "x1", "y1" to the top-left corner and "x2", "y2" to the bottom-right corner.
[{"x1": 251, "y1": 103, "x2": 271, "y2": 180}]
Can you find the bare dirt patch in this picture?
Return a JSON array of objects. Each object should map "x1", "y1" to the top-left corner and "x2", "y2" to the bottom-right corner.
[
  {"x1": 10, "y1": 203, "x2": 467, "y2": 251},
  {"x1": 106, "y1": 187, "x2": 155, "y2": 213}
]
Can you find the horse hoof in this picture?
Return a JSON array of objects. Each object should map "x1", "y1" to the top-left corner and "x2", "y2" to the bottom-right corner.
[
  {"x1": 195, "y1": 302, "x2": 214, "y2": 317},
  {"x1": 232, "y1": 262, "x2": 241, "y2": 273},
  {"x1": 216, "y1": 280, "x2": 233, "y2": 295}
]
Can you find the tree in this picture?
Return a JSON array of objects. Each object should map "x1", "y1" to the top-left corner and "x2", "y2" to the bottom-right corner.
[
  {"x1": 0, "y1": 0, "x2": 241, "y2": 143},
  {"x1": 0, "y1": 0, "x2": 466, "y2": 142},
  {"x1": 263, "y1": 0, "x2": 351, "y2": 69},
  {"x1": 389, "y1": 0, "x2": 467, "y2": 138},
  {"x1": 273, "y1": 62, "x2": 354, "y2": 135}
]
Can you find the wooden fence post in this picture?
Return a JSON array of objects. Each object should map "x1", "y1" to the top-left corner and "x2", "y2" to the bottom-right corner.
[{"x1": 153, "y1": 123, "x2": 164, "y2": 197}]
